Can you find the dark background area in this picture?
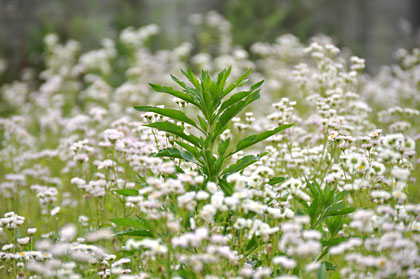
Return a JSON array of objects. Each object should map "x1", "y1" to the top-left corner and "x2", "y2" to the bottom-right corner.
[{"x1": 0, "y1": 0, "x2": 419, "y2": 82}]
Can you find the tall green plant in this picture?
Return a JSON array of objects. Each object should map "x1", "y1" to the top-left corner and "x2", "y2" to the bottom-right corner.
[{"x1": 134, "y1": 67, "x2": 292, "y2": 195}]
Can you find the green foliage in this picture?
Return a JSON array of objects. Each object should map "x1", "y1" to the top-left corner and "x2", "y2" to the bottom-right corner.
[
  {"x1": 299, "y1": 180, "x2": 354, "y2": 230},
  {"x1": 135, "y1": 67, "x2": 292, "y2": 194},
  {"x1": 298, "y1": 180, "x2": 354, "y2": 263},
  {"x1": 111, "y1": 215, "x2": 156, "y2": 238},
  {"x1": 114, "y1": 189, "x2": 139, "y2": 196},
  {"x1": 317, "y1": 262, "x2": 328, "y2": 279},
  {"x1": 110, "y1": 217, "x2": 144, "y2": 227}
]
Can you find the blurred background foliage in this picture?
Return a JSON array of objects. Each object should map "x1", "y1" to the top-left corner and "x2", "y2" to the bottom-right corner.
[{"x1": 0, "y1": 0, "x2": 419, "y2": 83}]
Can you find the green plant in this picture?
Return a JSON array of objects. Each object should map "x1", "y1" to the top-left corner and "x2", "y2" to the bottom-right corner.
[
  {"x1": 298, "y1": 180, "x2": 355, "y2": 262},
  {"x1": 134, "y1": 67, "x2": 292, "y2": 195}
]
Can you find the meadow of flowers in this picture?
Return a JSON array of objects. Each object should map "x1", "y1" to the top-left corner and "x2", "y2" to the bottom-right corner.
[{"x1": 1, "y1": 11, "x2": 420, "y2": 279}]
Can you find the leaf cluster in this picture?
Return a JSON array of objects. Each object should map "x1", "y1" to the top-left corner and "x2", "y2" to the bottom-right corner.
[
  {"x1": 298, "y1": 180, "x2": 354, "y2": 230},
  {"x1": 134, "y1": 67, "x2": 292, "y2": 195},
  {"x1": 110, "y1": 214, "x2": 155, "y2": 238},
  {"x1": 298, "y1": 180, "x2": 355, "y2": 265}
]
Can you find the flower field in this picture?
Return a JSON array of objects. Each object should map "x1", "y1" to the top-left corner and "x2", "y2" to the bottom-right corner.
[{"x1": 1, "y1": 12, "x2": 420, "y2": 279}]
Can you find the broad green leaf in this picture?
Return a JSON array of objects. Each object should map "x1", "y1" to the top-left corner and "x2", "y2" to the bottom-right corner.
[
  {"x1": 149, "y1": 83, "x2": 200, "y2": 108},
  {"x1": 325, "y1": 207, "x2": 355, "y2": 218},
  {"x1": 221, "y1": 153, "x2": 265, "y2": 177},
  {"x1": 218, "y1": 90, "x2": 253, "y2": 112},
  {"x1": 323, "y1": 202, "x2": 344, "y2": 217},
  {"x1": 134, "y1": 106, "x2": 199, "y2": 129},
  {"x1": 250, "y1": 80, "x2": 264, "y2": 91},
  {"x1": 115, "y1": 229, "x2": 154, "y2": 237},
  {"x1": 321, "y1": 237, "x2": 348, "y2": 247},
  {"x1": 145, "y1": 121, "x2": 202, "y2": 147},
  {"x1": 175, "y1": 140, "x2": 200, "y2": 159},
  {"x1": 267, "y1": 177, "x2": 286, "y2": 185},
  {"x1": 230, "y1": 124, "x2": 293, "y2": 155},
  {"x1": 110, "y1": 217, "x2": 144, "y2": 227},
  {"x1": 153, "y1": 147, "x2": 197, "y2": 164},
  {"x1": 114, "y1": 189, "x2": 139, "y2": 196}
]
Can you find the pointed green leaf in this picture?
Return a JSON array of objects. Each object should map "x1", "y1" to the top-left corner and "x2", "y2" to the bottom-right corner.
[
  {"x1": 135, "y1": 214, "x2": 154, "y2": 233},
  {"x1": 267, "y1": 177, "x2": 286, "y2": 185},
  {"x1": 325, "y1": 215, "x2": 344, "y2": 236},
  {"x1": 216, "y1": 67, "x2": 231, "y2": 96},
  {"x1": 197, "y1": 115, "x2": 208, "y2": 131},
  {"x1": 218, "y1": 178, "x2": 233, "y2": 196},
  {"x1": 218, "y1": 90, "x2": 253, "y2": 112},
  {"x1": 309, "y1": 198, "x2": 319, "y2": 224},
  {"x1": 170, "y1": 74, "x2": 187, "y2": 89},
  {"x1": 218, "y1": 138, "x2": 231, "y2": 157},
  {"x1": 153, "y1": 147, "x2": 197, "y2": 164},
  {"x1": 175, "y1": 140, "x2": 200, "y2": 159},
  {"x1": 321, "y1": 237, "x2": 348, "y2": 247},
  {"x1": 110, "y1": 218, "x2": 144, "y2": 227},
  {"x1": 221, "y1": 153, "x2": 265, "y2": 176},
  {"x1": 335, "y1": 190, "x2": 349, "y2": 202},
  {"x1": 230, "y1": 124, "x2": 293, "y2": 155},
  {"x1": 145, "y1": 121, "x2": 202, "y2": 147},
  {"x1": 324, "y1": 206, "x2": 355, "y2": 218},
  {"x1": 214, "y1": 90, "x2": 260, "y2": 137},
  {"x1": 149, "y1": 83, "x2": 200, "y2": 108},
  {"x1": 245, "y1": 237, "x2": 258, "y2": 256},
  {"x1": 307, "y1": 181, "x2": 320, "y2": 198},
  {"x1": 222, "y1": 68, "x2": 252, "y2": 98},
  {"x1": 250, "y1": 80, "x2": 264, "y2": 91},
  {"x1": 203, "y1": 149, "x2": 217, "y2": 175},
  {"x1": 134, "y1": 106, "x2": 199, "y2": 129},
  {"x1": 114, "y1": 189, "x2": 139, "y2": 196},
  {"x1": 181, "y1": 67, "x2": 200, "y2": 89}
]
